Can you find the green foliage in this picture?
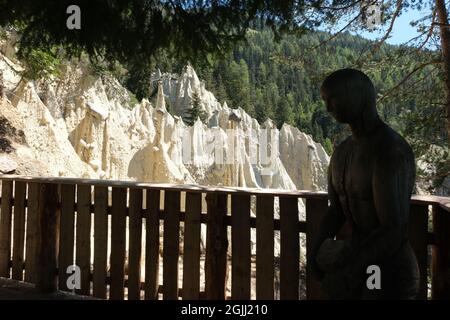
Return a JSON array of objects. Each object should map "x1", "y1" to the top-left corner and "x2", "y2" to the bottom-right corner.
[
  {"x1": 128, "y1": 92, "x2": 140, "y2": 107},
  {"x1": 189, "y1": 28, "x2": 378, "y2": 148},
  {"x1": 183, "y1": 91, "x2": 207, "y2": 126},
  {"x1": 0, "y1": 0, "x2": 317, "y2": 71},
  {"x1": 21, "y1": 48, "x2": 61, "y2": 81},
  {"x1": 275, "y1": 99, "x2": 294, "y2": 128},
  {"x1": 88, "y1": 57, "x2": 127, "y2": 81},
  {"x1": 125, "y1": 64, "x2": 154, "y2": 101},
  {"x1": 401, "y1": 102, "x2": 449, "y2": 189},
  {"x1": 224, "y1": 59, "x2": 252, "y2": 114},
  {"x1": 0, "y1": 27, "x2": 7, "y2": 40},
  {"x1": 323, "y1": 138, "x2": 333, "y2": 155}
]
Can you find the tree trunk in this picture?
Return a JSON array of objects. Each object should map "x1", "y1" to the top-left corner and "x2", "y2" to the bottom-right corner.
[{"x1": 436, "y1": 0, "x2": 450, "y2": 141}]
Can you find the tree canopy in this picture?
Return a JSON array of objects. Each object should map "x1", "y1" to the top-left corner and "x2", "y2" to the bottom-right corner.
[{"x1": 0, "y1": 0, "x2": 322, "y2": 65}]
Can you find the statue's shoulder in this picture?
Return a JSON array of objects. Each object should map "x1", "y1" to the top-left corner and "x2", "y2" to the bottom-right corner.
[
  {"x1": 330, "y1": 136, "x2": 353, "y2": 166},
  {"x1": 332, "y1": 136, "x2": 353, "y2": 156},
  {"x1": 373, "y1": 125, "x2": 416, "y2": 189},
  {"x1": 376, "y1": 124, "x2": 415, "y2": 163}
]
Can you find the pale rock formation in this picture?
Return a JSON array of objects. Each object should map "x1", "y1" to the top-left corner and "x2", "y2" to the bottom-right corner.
[
  {"x1": 7, "y1": 80, "x2": 96, "y2": 178},
  {"x1": 157, "y1": 65, "x2": 330, "y2": 191},
  {"x1": 279, "y1": 124, "x2": 329, "y2": 191},
  {"x1": 1, "y1": 38, "x2": 331, "y2": 294},
  {"x1": 0, "y1": 155, "x2": 17, "y2": 173}
]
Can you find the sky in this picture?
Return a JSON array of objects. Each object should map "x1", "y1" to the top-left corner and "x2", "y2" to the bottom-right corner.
[
  {"x1": 360, "y1": 8, "x2": 429, "y2": 44},
  {"x1": 328, "y1": 4, "x2": 436, "y2": 47}
]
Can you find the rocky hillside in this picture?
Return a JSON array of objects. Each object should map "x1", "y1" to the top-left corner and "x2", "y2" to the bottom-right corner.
[{"x1": 0, "y1": 42, "x2": 329, "y2": 192}]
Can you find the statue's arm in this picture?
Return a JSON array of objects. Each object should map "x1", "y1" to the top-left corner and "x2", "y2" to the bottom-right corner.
[
  {"x1": 309, "y1": 162, "x2": 346, "y2": 278},
  {"x1": 346, "y1": 146, "x2": 414, "y2": 276}
]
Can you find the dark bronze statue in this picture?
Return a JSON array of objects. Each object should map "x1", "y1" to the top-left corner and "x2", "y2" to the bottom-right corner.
[{"x1": 310, "y1": 69, "x2": 420, "y2": 299}]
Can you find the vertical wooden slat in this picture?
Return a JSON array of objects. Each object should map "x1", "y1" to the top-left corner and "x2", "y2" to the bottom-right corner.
[
  {"x1": 409, "y1": 203, "x2": 428, "y2": 300},
  {"x1": 231, "y1": 194, "x2": 251, "y2": 299},
  {"x1": 128, "y1": 188, "x2": 143, "y2": 300},
  {"x1": 163, "y1": 190, "x2": 180, "y2": 300},
  {"x1": 0, "y1": 180, "x2": 13, "y2": 277},
  {"x1": 35, "y1": 183, "x2": 60, "y2": 293},
  {"x1": 145, "y1": 189, "x2": 160, "y2": 300},
  {"x1": 432, "y1": 204, "x2": 450, "y2": 299},
  {"x1": 205, "y1": 193, "x2": 228, "y2": 300},
  {"x1": 76, "y1": 184, "x2": 92, "y2": 296},
  {"x1": 256, "y1": 195, "x2": 274, "y2": 300},
  {"x1": 182, "y1": 192, "x2": 202, "y2": 299},
  {"x1": 25, "y1": 182, "x2": 39, "y2": 283},
  {"x1": 305, "y1": 198, "x2": 328, "y2": 300},
  {"x1": 279, "y1": 196, "x2": 299, "y2": 300},
  {"x1": 59, "y1": 184, "x2": 75, "y2": 291},
  {"x1": 110, "y1": 187, "x2": 127, "y2": 300},
  {"x1": 12, "y1": 181, "x2": 26, "y2": 280},
  {"x1": 93, "y1": 186, "x2": 108, "y2": 298}
]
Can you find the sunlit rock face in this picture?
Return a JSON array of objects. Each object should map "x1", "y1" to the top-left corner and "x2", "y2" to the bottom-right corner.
[
  {"x1": 1, "y1": 45, "x2": 330, "y2": 191},
  {"x1": 156, "y1": 64, "x2": 330, "y2": 191}
]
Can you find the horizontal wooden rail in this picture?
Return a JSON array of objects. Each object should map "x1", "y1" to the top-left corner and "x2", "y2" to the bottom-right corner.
[
  {"x1": 0, "y1": 175, "x2": 329, "y2": 198},
  {"x1": 1, "y1": 175, "x2": 448, "y2": 211}
]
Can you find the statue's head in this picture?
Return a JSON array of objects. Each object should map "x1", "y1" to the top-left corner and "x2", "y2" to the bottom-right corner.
[{"x1": 320, "y1": 69, "x2": 377, "y2": 124}]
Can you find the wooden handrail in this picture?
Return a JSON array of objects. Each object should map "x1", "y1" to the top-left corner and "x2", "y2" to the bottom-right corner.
[
  {"x1": 1, "y1": 174, "x2": 449, "y2": 211},
  {"x1": 0, "y1": 175, "x2": 328, "y2": 197}
]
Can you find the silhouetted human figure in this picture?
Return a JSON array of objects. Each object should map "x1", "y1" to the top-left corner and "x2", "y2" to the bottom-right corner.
[{"x1": 309, "y1": 69, "x2": 420, "y2": 299}]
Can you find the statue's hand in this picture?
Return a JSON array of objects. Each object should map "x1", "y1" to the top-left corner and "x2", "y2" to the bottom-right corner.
[
  {"x1": 307, "y1": 250, "x2": 324, "y2": 282},
  {"x1": 321, "y1": 267, "x2": 361, "y2": 299},
  {"x1": 316, "y1": 239, "x2": 352, "y2": 273},
  {"x1": 310, "y1": 260, "x2": 325, "y2": 282}
]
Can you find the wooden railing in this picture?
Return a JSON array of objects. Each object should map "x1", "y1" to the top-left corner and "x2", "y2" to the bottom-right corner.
[{"x1": 0, "y1": 175, "x2": 449, "y2": 300}]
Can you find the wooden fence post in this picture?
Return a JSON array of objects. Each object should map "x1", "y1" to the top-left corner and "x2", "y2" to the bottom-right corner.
[
  {"x1": 231, "y1": 194, "x2": 251, "y2": 300},
  {"x1": 145, "y1": 190, "x2": 161, "y2": 300},
  {"x1": 205, "y1": 193, "x2": 228, "y2": 299},
  {"x1": 182, "y1": 192, "x2": 202, "y2": 300},
  {"x1": 432, "y1": 204, "x2": 450, "y2": 299},
  {"x1": 256, "y1": 195, "x2": 274, "y2": 300},
  {"x1": 25, "y1": 183, "x2": 39, "y2": 283},
  {"x1": 110, "y1": 187, "x2": 127, "y2": 300},
  {"x1": 163, "y1": 190, "x2": 181, "y2": 300},
  {"x1": 305, "y1": 197, "x2": 328, "y2": 300},
  {"x1": 409, "y1": 203, "x2": 429, "y2": 300},
  {"x1": 35, "y1": 183, "x2": 60, "y2": 293},
  {"x1": 12, "y1": 181, "x2": 26, "y2": 281},
  {"x1": 279, "y1": 196, "x2": 300, "y2": 300},
  {"x1": 0, "y1": 180, "x2": 13, "y2": 278}
]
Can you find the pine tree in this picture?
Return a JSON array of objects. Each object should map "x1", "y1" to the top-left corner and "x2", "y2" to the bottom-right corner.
[
  {"x1": 275, "y1": 99, "x2": 293, "y2": 128},
  {"x1": 183, "y1": 91, "x2": 207, "y2": 126}
]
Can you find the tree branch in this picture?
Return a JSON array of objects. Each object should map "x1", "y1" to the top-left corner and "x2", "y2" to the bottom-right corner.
[
  {"x1": 378, "y1": 59, "x2": 442, "y2": 102},
  {"x1": 311, "y1": 12, "x2": 363, "y2": 49},
  {"x1": 305, "y1": 0, "x2": 364, "y2": 11},
  {"x1": 417, "y1": 9, "x2": 437, "y2": 51},
  {"x1": 349, "y1": 0, "x2": 402, "y2": 66},
  {"x1": 371, "y1": 0, "x2": 403, "y2": 52}
]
